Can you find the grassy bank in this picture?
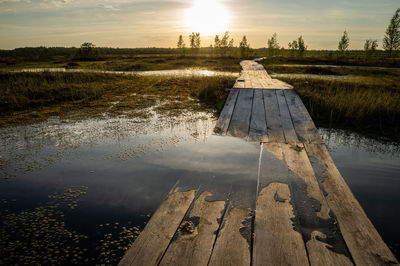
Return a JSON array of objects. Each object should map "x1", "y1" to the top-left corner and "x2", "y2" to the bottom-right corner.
[
  {"x1": 265, "y1": 64, "x2": 400, "y2": 79},
  {"x1": 1, "y1": 55, "x2": 242, "y2": 72},
  {"x1": 0, "y1": 72, "x2": 235, "y2": 126},
  {"x1": 259, "y1": 51, "x2": 400, "y2": 68},
  {"x1": 280, "y1": 77, "x2": 400, "y2": 140}
]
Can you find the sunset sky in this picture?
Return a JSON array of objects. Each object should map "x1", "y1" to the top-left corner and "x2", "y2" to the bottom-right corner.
[{"x1": 0, "y1": 0, "x2": 398, "y2": 50}]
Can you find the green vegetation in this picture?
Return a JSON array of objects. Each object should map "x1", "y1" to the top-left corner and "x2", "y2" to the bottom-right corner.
[
  {"x1": 189, "y1": 32, "x2": 201, "y2": 55},
  {"x1": 0, "y1": 53, "x2": 242, "y2": 72},
  {"x1": 74, "y1": 42, "x2": 99, "y2": 60},
  {"x1": 364, "y1": 39, "x2": 378, "y2": 58},
  {"x1": 338, "y1": 30, "x2": 350, "y2": 54},
  {"x1": 0, "y1": 187, "x2": 141, "y2": 265},
  {"x1": 213, "y1": 31, "x2": 235, "y2": 57},
  {"x1": 267, "y1": 33, "x2": 280, "y2": 57},
  {"x1": 177, "y1": 35, "x2": 186, "y2": 56},
  {"x1": 278, "y1": 76, "x2": 400, "y2": 140},
  {"x1": 266, "y1": 62, "x2": 400, "y2": 140},
  {"x1": 383, "y1": 8, "x2": 400, "y2": 57},
  {"x1": 0, "y1": 72, "x2": 235, "y2": 126},
  {"x1": 239, "y1": 36, "x2": 251, "y2": 58}
]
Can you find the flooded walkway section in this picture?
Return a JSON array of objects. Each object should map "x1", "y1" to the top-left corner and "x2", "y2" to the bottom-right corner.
[{"x1": 120, "y1": 60, "x2": 399, "y2": 265}]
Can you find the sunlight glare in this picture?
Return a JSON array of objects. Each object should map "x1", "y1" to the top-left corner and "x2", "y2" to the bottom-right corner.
[{"x1": 184, "y1": 0, "x2": 230, "y2": 35}]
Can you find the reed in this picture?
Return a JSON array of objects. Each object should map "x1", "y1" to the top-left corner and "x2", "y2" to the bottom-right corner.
[{"x1": 280, "y1": 77, "x2": 400, "y2": 139}]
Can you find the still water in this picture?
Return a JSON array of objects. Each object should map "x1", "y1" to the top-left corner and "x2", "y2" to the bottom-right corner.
[
  {"x1": 1, "y1": 100, "x2": 399, "y2": 263},
  {"x1": 15, "y1": 68, "x2": 370, "y2": 81},
  {"x1": 16, "y1": 68, "x2": 239, "y2": 77}
]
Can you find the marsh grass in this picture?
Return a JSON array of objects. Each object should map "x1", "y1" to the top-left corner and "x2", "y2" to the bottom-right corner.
[
  {"x1": 0, "y1": 72, "x2": 235, "y2": 126},
  {"x1": 266, "y1": 64, "x2": 400, "y2": 79},
  {"x1": 1, "y1": 55, "x2": 242, "y2": 72},
  {"x1": 281, "y1": 77, "x2": 400, "y2": 140}
]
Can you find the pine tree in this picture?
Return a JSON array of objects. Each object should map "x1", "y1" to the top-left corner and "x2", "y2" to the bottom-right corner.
[
  {"x1": 177, "y1": 35, "x2": 186, "y2": 56},
  {"x1": 297, "y1": 36, "x2": 307, "y2": 57},
  {"x1": 239, "y1": 36, "x2": 250, "y2": 58},
  {"x1": 338, "y1": 30, "x2": 350, "y2": 54},
  {"x1": 214, "y1": 35, "x2": 221, "y2": 55},
  {"x1": 364, "y1": 39, "x2": 378, "y2": 58},
  {"x1": 267, "y1": 33, "x2": 279, "y2": 57},
  {"x1": 288, "y1": 40, "x2": 298, "y2": 56},
  {"x1": 189, "y1": 32, "x2": 201, "y2": 55},
  {"x1": 383, "y1": 8, "x2": 400, "y2": 57}
]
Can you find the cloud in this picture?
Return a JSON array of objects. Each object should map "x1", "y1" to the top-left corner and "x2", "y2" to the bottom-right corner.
[{"x1": 97, "y1": 3, "x2": 119, "y2": 11}]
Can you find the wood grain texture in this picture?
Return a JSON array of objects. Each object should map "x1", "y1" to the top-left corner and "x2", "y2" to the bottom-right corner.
[
  {"x1": 276, "y1": 90, "x2": 299, "y2": 143},
  {"x1": 160, "y1": 192, "x2": 226, "y2": 266},
  {"x1": 304, "y1": 143, "x2": 399, "y2": 265},
  {"x1": 208, "y1": 207, "x2": 252, "y2": 266},
  {"x1": 253, "y1": 182, "x2": 309, "y2": 266},
  {"x1": 214, "y1": 88, "x2": 239, "y2": 135},
  {"x1": 270, "y1": 143, "x2": 353, "y2": 265},
  {"x1": 249, "y1": 89, "x2": 268, "y2": 142},
  {"x1": 307, "y1": 231, "x2": 353, "y2": 266},
  {"x1": 284, "y1": 90, "x2": 322, "y2": 143},
  {"x1": 228, "y1": 89, "x2": 254, "y2": 139},
  {"x1": 119, "y1": 190, "x2": 196, "y2": 266},
  {"x1": 281, "y1": 143, "x2": 330, "y2": 219},
  {"x1": 263, "y1": 90, "x2": 285, "y2": 143}
]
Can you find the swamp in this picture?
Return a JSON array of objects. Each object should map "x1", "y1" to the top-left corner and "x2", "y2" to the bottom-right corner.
[{"x1": 1, "y1": 47, "x2": 400, "y2": 263}]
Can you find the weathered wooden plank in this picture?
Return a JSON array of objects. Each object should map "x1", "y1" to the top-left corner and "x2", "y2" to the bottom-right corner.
[
  {"x1": 276, "y1": 90, "x2": 299, "y2": 143},
  {"x1": 227, "y1": 89, "x2": 254, "y2": 139},
  {"x1": 251, "y1": 78, "x2": 262, "y2": 89},
  {"x1": 304, "y1": 143, "x2": 399, "y2": 265},
  {"x1": 284, "y1": 90, "x2": 322, "y2": 143},
  {"x1": 233, "y1": 80, "x2": 245, "y2": 89},
  {"x1": 119, "y1": 190, "x2": 196, "y2": 266},
  {"x1": 214, "y1": 88, "x2": 239, "y2": 135},
  {"x1": 263, "y1": 90, "x2": 285, "y2": 143},
  {"x1": 307, "y1": 231, "x2": 355, "y2": 266},
  {"x1": 245, "y1": 78, "x2": 253, "y2": 89},
  {"x1": 253, "y1": 182, "x2": 309, "y2": 266},
  {"x1": 208, "y1": 207, "x2": 252, "y2": 266},
  {"x1": 262, "y1": 143, "x2": 353, "y2": 266},
  {"x1": 160, "y1": 192, "x2": 226, "y2": 266},
  {"x1": 249, "y1": 89, "x2": 268, "y2": 142}
]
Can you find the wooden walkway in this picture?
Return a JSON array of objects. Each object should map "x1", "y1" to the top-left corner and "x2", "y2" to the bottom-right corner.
[{"x1": 120, "y1": 60, "x2": 399, "y2": 266}]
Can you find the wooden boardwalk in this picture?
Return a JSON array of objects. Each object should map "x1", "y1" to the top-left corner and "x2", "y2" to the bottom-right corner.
[{"x1": 120, "y1": 60, "x2": 399, "y2": 266}]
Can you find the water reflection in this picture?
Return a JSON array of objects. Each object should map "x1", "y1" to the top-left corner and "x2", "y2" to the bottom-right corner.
[
  {"x1": 270, "y1": 64, "x2": 400, "y2": 72},
  {"x1": 0, "y1": 107, "x2": 260, "y2": 264},
  {"x1": 14, "y1": 68, "x2": 239, "y2": 77},
  {"x1": 0, "y1": 106, "x2": 399, "y2": 262},
  {"x1": 319, "y1": 128, "x2": 400, "y2": 258},
  {"x1": 270, "y1": 73, "x2": 364, "y2": 81}
]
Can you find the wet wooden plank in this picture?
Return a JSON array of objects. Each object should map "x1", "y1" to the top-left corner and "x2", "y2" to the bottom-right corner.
[
  {"x1": 307, "y1": 231, "x2": 355, "y2": 266},
  {"x1": 249, "y1": 89, "x2": 268, "y2": 142},
  {"x1": 227, "y1": 89, "x2": 254, "y2": 139},
  {"x1": 160, "y1": 192, "x2": 226, "y2": 266},
  {"x1": 276, "y1": 90, "x2": 299, "y2": 143},
  {"x1": 284, "y1": 90, "x2": 322, "y2": 143},
  {"x1": 263, "y1": 143, "x2": 353, "y2": 265},
  {"x1": 260, "y1": 143, "x2": 353, "y2": 265},
  {"x1": 208, "y1": 207, "x2": 252, "y2": 266},
  {"x1": 214, "y1": 89, "x2": 239, "y2": 135},
  {"x1": 253, "y1": 182, "x2": 309, "y2": 266},
  {"x1": 304, "y1": 143, "x2": 399, "y2": 265},
  {"x1": 263, "y1": 90, "x2": 285, "y2": 143},
  {"x1": 119, "y1": 190, "x2": 196, "y2": 266}
]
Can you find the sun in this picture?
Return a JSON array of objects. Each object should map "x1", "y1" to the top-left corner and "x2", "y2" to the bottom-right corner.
[{"x1": 184, "y1": 0, "x2": 230, "y2": 36}]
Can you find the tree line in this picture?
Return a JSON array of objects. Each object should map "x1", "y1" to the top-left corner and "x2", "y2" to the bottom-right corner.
[
  {"x1": 177, "y1": 31, "x2": 252, "y2": 58},
  {"x1": 176, "y1": 8, "x2": 400, "y2": 58}
]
